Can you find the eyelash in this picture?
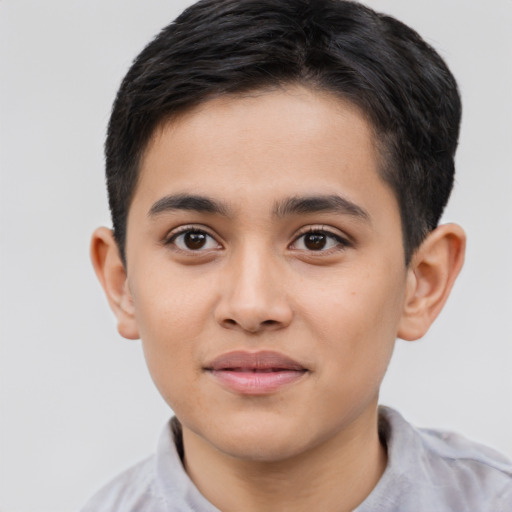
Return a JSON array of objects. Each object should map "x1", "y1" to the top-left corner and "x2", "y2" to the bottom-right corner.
[
  {"x1": 164, "y1": 226, "x2": 350, "y2": 253},
  {"x1": 165, "y1": 226, "x2": 221, "y2": 252},
  {"x1": 290, "y1": 227, "x2": 351, "y2": 253}
]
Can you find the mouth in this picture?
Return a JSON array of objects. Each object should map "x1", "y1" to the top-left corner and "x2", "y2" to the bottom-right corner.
[{"x1": 204, "y1": 350, "x2": 308, "y2": 395}]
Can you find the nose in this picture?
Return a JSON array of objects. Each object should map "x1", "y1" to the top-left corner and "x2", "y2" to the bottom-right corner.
[{"x1": 214, "y1": 246, "x2": 293, "y2": 334}]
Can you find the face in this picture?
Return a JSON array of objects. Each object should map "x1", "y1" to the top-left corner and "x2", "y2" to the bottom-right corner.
[{"x1": 124, "y1": 86, "x2": 410, "y2": 461}]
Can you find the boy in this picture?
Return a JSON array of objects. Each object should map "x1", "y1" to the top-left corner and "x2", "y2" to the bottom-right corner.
[{"x1": 85, "y1": 0, "x2": 512, "y2": 510}]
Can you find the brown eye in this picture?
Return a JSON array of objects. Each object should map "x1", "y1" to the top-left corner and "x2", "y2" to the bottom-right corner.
[
  {"x1": 184, "y1": 231, "x2": 207, "y2": 250},
  {"x1": 291, "y1": 229, "x2": 349, "y2": 252},
  {"x1": 169, "y1": 229, "x2": 220, "y2": 251},
  {"x1": 303, "y1": 233, "x2": 327, "y2": 250}
]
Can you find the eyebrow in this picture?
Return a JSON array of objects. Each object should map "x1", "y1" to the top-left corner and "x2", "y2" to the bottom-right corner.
[
  {"x1": 273, "y1": 195, "x2": 370, "y2": 222},
  {"x1": 148, "y1": 193, "x2": 231, "y2": 217},
  {"x1": 147, "y1": 192, "x2": 370, "y2": 223}
]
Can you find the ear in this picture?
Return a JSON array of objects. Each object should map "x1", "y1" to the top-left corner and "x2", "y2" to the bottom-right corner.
[
  {"x1": 90, "y1": 227, "x2": 140, "y2": 340},
  {"x1": 398, "y1": 223, "x2": 466, "y2": 341}
]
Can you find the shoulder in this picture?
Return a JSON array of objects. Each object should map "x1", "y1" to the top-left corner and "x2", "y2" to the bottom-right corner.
[
  {"x1": 80, "y1": 417, "x2": 213, "y2": 512},
  {"x1": 80, "y1": 455, "x2": 167, "y2": 512},
  {"x1": 417, "y1": 420, "x2": 512, "y2": 510},
  {"x1": 360, "y1": 407, "x2": 512, "y2": 512}
]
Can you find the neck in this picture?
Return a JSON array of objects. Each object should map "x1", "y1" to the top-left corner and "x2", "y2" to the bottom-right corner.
[{"x1": 181, "y1": 405, "x2": 387, "y2": 512}]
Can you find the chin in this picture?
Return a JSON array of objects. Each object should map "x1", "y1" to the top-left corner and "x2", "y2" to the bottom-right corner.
[
  {"x1": 197, "y1": 411, "x2": 318, "y2": 463},
  {"x1": 217, "y1": 433, "x2": 310, "y2": 463}
]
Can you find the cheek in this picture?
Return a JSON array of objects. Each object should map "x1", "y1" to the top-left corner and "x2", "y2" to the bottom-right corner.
[
  {"x1": 301, "y1": 264, "x2": 404, "y2": 331},
  {"x1": 130, "y1": 272, "x2": 215, "y2": 400},
  {"x1": 132, "y1": 262, "x2": 216, "y2": 339},
  {"x1": 299, "y1": 265, "x2": 405, "y2": 372}
]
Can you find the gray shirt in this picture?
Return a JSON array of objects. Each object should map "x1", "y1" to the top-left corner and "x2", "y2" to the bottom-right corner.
[{"x1": 81, "y1": 407, "x2": 512, "y2": 512}]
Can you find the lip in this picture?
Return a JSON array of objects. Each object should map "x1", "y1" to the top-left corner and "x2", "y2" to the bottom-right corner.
[{"x1": 205, "y1": 350, "x2": 308, "y2": 395}]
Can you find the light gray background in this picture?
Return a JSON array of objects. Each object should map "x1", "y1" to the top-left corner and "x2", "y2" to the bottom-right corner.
[{"x1": 1, "y1": 1, "x2": 511, "y2": 511}]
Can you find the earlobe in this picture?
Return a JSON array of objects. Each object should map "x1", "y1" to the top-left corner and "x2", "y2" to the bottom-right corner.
[
  {"x1": 90, "y1": 227, "x2": 140, "y2": 340},
  {"x1": 398, "y1": 223, "x2": 466, "y2": 341}
]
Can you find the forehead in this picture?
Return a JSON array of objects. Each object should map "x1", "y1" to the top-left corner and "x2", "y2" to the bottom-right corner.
[{"x1": 132, "y1": 86, "x2": 398, "y2": 224}]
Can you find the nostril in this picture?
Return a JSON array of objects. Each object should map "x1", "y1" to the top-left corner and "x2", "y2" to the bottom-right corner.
[{"x1": 221, "y1": 317, "x2": 281, "y2": 332}]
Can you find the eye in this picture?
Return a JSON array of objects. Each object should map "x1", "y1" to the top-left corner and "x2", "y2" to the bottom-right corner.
[
  {"x1": 167, "y1": 228, "x2": 221, "y2": 251},
  {"x1": 291, "y1": 229, "x2": 348, "y2": 252}
]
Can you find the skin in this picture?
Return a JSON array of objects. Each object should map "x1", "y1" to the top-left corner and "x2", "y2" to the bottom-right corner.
[{"x1": 92, "y1": 86, "x2": 465, "y2": 512}]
